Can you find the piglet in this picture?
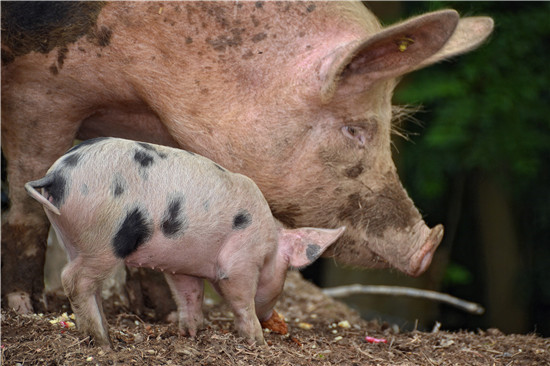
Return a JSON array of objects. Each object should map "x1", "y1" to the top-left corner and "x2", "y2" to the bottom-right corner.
[{"x1": 25, "y1": 137, "x2": 345, "y2": 347}]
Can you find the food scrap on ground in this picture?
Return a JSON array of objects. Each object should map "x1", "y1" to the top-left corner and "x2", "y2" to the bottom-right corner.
[
  {"x1": 297, "y1": 322, "x2": 313, "y2": 330},
  {"x1": 365, "y1": 336, "x2": 388, "y2": 344},
  {"x1": 49, "y1": 312, "x2": 76, "y2": 329},
  {"x1": 260, "y1": 309, "x2": 288, "y2": 335}
]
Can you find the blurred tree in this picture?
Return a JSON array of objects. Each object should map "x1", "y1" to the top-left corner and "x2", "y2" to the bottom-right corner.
[{"x1": 393, "y1": 2, "x2": 550, "y2": 335}]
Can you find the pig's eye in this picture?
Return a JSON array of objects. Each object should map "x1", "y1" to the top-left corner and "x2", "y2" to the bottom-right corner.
[{"x1": 342, "y1": 126, "x2": 366, "y2": 146}]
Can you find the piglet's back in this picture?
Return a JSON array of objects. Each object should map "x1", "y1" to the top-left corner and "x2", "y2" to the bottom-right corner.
[{"x1": 40, "y1": 138, "x2": 270, "y2": 252}]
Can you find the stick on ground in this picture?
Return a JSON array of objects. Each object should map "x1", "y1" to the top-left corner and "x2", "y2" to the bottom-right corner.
[{"x1": 322, "y1": 285, "x2": 485, "y2": 314}]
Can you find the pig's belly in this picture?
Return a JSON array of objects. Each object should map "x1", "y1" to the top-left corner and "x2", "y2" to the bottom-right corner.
[
  {"x1": 77, "y1": 105, "x2": 179, "y2": 147},
  {"x1": 124, "y1": 233, "x2": 221, "y2": 280}
]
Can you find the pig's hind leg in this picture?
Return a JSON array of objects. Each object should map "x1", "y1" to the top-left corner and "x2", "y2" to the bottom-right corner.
[
  {"x1": 61, "y1": 254, "x2": 120, "y2": 348},
  {"x1": 164, "y1": 273, "x2": 204, "y2": 337}
]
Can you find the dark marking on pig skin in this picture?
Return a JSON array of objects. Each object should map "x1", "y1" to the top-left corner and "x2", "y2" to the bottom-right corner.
[
  {"x1": 57, "y1": 47, "x2": 68, "y2": 67},
  {"x1": 80, "y1": 184, "x2": 89, "y2": 196},
  {"x1": 49, "y1": 64, "x2": 59, "y2": 75},
  {"x1": 306, "y1": 4, "x2": 317, "y2": 13},
  {"x1": 112, "y1": 206, "x2": 153, "y2": 258},
  {"x1": 206, "y1": 28, "x2": 244, "y2": 52},
  {"x1": 232, "y1": 210, "x2": 252, "y2": 230},
  {"x1": 306, "y1": 244, "x2": 321, "y2": 262},
  {"x1": 61, "y1": 153, "x2": 81, "y2": 168},
  {"x1": 137, "y1": 142, "x2": 168, "y2": 159},
  {"x1": 66, "y1": 137, "x2": 110, "y2": 154},
  {"x1": 40, "y1": 172, "x2": 68, "y2": 208},
  {"x1": 134, "y1": 150, "x2": 155, "y2": 168},
  {"x1": 345, "y1": 162, "x2": 364, "y2": 179},
  {"x1": 255, "y1": 2, "x2": 264, "y2": 9},
  {"x1": 242, "y1": 50, "x2": 254, "y2": 60},
  {"x1": 337, "y1": 182, "x2": 419, "y2": 237},
  {"x1": 161, "y1": 195, "x2": 188, "y2": 238},
  {"x1": 252, "y1": 32, "x2": 267, "y2": 43},
  {"x1": 250, "y1": 15, "x2": 260, "y2": 27},
  {"x1": 1, "y1": 2, "x2": 106, "y2": 63},
  {"x1": 111, "y1": 174, "x2": 127, "y2": 198},
  {"x1": 137, "y1": 142, "x2": 155, "y2": 151},
  {"x1": 90, "y1": 25, "x2": 112, "y2": 47}
]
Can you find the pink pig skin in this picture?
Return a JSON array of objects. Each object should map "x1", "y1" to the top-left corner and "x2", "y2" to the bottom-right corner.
[
  {"x1": 25, "y1": 138, "x2": 345, "y2": 347},
  {"x1": 2, "y1": 1, "x2": 493, "y2": 315}
]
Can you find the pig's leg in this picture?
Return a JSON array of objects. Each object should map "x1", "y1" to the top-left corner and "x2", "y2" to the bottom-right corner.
[
  {"x1": 215, "y1": 267, "x2": 265, "y2": 345},
  {"x1": 61, "y1": 255, "x2": 119, "y2": 348},
  {"x1": 2, "y1": 86, "x2": 86, "y2": 313},
  {"x1": 164, "y1": 273, "x2": 204, "y2": 337}
]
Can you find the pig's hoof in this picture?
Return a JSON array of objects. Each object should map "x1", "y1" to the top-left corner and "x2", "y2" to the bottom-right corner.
[
  {"x1": 7, "y1": 292, "x2": 33, "y2": 314},
  {"x1": 100, "y1": 343, "x2": 114, "y2": 352},
  {"x1": 179, "y1": 326, "x2": 200, "y2": 337},
  {"x1": 246, "y1": 336, "x2": 266, "y2": 346}
]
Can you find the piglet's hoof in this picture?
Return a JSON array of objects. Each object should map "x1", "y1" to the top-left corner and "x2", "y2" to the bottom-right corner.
[{"x1": 260, "y1": 310, "x2": 288, "y2": 335}]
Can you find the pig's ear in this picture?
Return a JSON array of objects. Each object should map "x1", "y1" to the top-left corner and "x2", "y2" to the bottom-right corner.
[
  {"x1": 278, "y1": 226, "x2": 345, "y2": 269},
  {"x1": 319, "y1": 10, "x2": 493, "y2": 103}
]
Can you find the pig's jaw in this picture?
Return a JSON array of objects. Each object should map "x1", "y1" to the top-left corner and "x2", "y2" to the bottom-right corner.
[{"x1": 324, "y1": 221, "x2": 444, "y2": 277}]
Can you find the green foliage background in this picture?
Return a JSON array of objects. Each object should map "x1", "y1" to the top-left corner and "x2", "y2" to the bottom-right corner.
[{"x1": 390, "y1": 2, "x2": 550, "y2": 335}]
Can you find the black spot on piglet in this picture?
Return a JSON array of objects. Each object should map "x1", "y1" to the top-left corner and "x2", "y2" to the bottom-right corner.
[
  {"x1": 134, "y1": 150, "x2": 154, "y2": 168},
  {"x1": 46, "y1": 173, "x2": 68, "y2": 207},
  {"x1": 137, "y1": 142, "x2": 155, "y2": 151},
  {"x1": 137, "y1": 142, "x2": 167, "y2": 159},
  {"x1": 112, "y1": 206, "x2": 153, "y2": 258},
  {"x1": 232, "y1": 210, "x2": 252, "y2": 230},
  {"x1": 111, "y1": 174, "x2": 126, "y2": 197},
  {"x1": 61, "y1": 153, "x2": 81, "y2": 168},
  {"x1": 306, "y1": 244, "x2": 321, "y2": 262},
  {"x1": 28, "y1": 172, "x2": 68, "y2": 208},
  {"x1": 161, "y1": 195, "x2": 188, "y2": 238}
]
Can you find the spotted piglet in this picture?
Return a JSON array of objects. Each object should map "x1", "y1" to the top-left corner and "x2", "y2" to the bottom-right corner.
[{"x1": 25, "y1": 137, "x2": 344, "y2": 347}]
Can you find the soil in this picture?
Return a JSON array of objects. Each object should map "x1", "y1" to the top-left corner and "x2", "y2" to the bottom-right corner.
[{"x1": 2, "y1": 271, "x2": 549, "y2": 365}]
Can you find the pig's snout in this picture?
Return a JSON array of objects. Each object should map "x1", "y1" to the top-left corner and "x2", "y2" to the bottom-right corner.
[{"x1": 407, "y1": 224, "x2": 444, "y2": 277}]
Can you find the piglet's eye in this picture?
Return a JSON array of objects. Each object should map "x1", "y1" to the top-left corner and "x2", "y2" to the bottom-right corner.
[{"x1": 342, "y1": 126, "x2": 366, "y2": 146}]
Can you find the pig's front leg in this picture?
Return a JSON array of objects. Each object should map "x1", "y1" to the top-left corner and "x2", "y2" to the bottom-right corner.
[
  {"x1": 164, "y1": 273, "x2": 204, "y2": 337},
  {"x1": 215, "y1": 270, "x2": 265, "y2": 345}
]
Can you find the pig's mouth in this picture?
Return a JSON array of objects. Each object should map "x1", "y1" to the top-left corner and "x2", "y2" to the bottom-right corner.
[
  {"x1": 368, "y1": 222, "x2": 444, "y2": 277},
  {"x1": 325, "y1": 221, "x2": 444, "y2": 277},
  {"x1": 404, "y1": 223, "x2": 444, "y2": 276}
]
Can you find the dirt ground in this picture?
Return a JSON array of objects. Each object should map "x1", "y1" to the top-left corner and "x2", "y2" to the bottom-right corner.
[{"x1": 2, "y1": 271, "x2": 549, "y2": 366}]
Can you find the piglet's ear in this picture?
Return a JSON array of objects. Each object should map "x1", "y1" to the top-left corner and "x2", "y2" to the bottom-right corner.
[
  {"x1": 320, "y1": 10, "x2": 465, "y2": 103},
  {"x1": 278, "y1": 226, "x2": 345, "y2": 269}
]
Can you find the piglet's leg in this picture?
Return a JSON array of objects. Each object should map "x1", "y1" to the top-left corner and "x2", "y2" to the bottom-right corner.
[
  {"x1": 61, "y1": 255, "x2": 118, "y2": 348},
  {"x1": 215, "y1": 269, "x2": 265, "y2": 345},
  {"x1": 164, "y1": 273, "x2": 204, "y2": 337}
]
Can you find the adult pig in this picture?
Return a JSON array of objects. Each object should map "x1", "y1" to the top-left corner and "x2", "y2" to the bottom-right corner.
[
  {"x1": 1, "y1": 1, "x2": 494, "y2": 314},
  {"x1": 25, "y1": 137, "x2": 345, "y2": 346}
]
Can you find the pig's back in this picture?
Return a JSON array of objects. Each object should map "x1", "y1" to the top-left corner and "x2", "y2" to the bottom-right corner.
[{"x1": 46, "y1": 138, "x2": 272, "y2": 270}]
